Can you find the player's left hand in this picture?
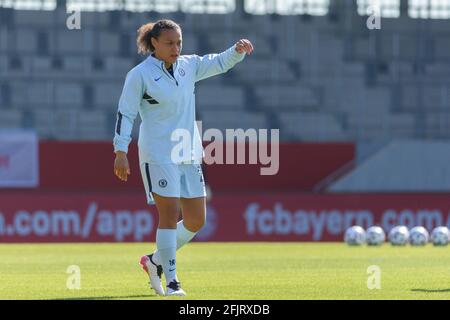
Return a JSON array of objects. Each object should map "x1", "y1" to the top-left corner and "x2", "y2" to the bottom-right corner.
[{"x1": 235, "y1": 39, "x2": 254, "y2": 55}]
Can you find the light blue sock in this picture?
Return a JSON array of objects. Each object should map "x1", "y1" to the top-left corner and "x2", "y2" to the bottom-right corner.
[
  {"x1": 156, "y1": 228, "x2": 177, "y2": 285},
  {"x1": 154, "y1": 220, "x2": 196, "y2": 265},
  {"x1": 176, "y1": 220, "x2": 197, "y2": 250}
]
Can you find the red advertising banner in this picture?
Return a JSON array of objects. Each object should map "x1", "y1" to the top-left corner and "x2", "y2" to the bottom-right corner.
[
  {"x1": 37, "y1": 141, "x2": 354, "y2": 192},
  {"x1": 1, "y1": 192, "x2": 450, "y2": 242}
]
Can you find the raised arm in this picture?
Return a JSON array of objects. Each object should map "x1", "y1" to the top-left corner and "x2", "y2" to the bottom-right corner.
[{"x1": 194, "y1": 39, "x2": 254, "y2": 82}]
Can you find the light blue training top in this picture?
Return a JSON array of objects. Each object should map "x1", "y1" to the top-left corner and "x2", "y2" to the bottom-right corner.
[{"x1": 113, "y1": 44, "x2": 246, "y2": 165}]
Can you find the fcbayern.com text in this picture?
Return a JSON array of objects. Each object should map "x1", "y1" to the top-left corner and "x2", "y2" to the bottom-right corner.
[
  {"x1": 0, "y1": 202, "x2": 153, "y2": 241},
  {"x1": 244, "y1": 203, "x2": 450, "y2": 240}
]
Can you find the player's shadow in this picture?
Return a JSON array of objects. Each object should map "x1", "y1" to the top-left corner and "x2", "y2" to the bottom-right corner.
[
  {"x1": 54, "y1": 294, "x2": 156, "y2": 300},
  {"x1": 411, "y1": 288, "x2": 450, "y2": 293}
]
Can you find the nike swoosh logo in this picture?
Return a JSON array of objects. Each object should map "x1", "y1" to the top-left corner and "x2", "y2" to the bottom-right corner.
[
  {"x1": 154, "y1": 76, "x2": 162, "y2": 82},
  {"x1": 169, "y1": 268, "x2": 176, "y2": 272}
]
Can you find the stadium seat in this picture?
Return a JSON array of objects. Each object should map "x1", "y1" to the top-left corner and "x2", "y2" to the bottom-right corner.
[
  {"x1": 55, "y1": 82, "x2": 84, "y2": 107},
  {"x1": 2, "y1": 7, "x2": 450, "y2": 143},
  {"x1": 30, "y1": 56, "x2": 54, "y2": 74},
  {"x1": 254, "y1": 84, "x2": 320, "y2": 110},
  {"x1": 4, "y1": 55, "x2": 31, "y2": 77},
  {"x1": 78, "y1": 111, "x2": 109, "y2": 140},
  {"x1": 337, "y1": 85, "x2": 392, "y2": 115},
  {"x1": 400, "y1": 84, "x2": 420, "y2": 111},
  {"x1": 200, "y1": 110, "x2": 268, "y2": 136},
  {"x1": 33, "y1": 109, "x2": 55, "y2": 137},
  {"x1": 428, "y1": 19, "x2": 450, "y2": 33},
  {"x1": 342, "y1": 62, "x2": 366, "y2": 78},
  {"x1": 422, "y1": 85, "x2": 447, "y2": 110},
  {"x1": 0, "y1": 27, "x2": 7, "y2": 52},
  {"x1": 379, "y1": 34, "x2": 417, "y2": 61},
  {"x1": 196, "y1": 84, "x2": 245, "y2": 110},
  {"x1": 94, "y1": 82, "x2": 123, "y2": 109},
  {"x1": 389, "y1": 113, "x2": 416, "y2": 138},
  {"x1": 425, "y1": 113, "x2": 450, "y2": 138},
  {"x1": 353, "y1": 36, "x2": 371, "y2": 61},
  {"x1": 0, "y1": 109, "x2": 22, "y2": 128},
  {"x1": 434, "y1": 36, "x2": 450, "y2": 61},
  {"x1": 96, "y1": 32, "x2": 120, "y2": 56},
  {"x1": 425, "y1": 63, "x2": 450, "y2": 78},
  {"x1": 278, "y1": 30, "x2": 310, "y2": 62},
  {"x1": 180, "y1": 33, "x2": 199, "y2": 55},
  {"x1": 278, "y1": 112, "x2": 347, "y2": 141},
  {"x1": 28, "y1": 82, "x2": 54, "y2": 107},
  {"x1": 0, "y1": 83, "x2": 10, "y2": 107},
  {"x1": 56, "y1": 30, "x2": 88, "y2": 54},
  {"x1": 10, "y1": 81, "x2": 28, "y2": 107},
  {"x1": 13, "y1": 28, "x2": 39, "y2": 54},
  {"x1": 238, "y1": 14, "x2": 275, "y2": 37},
  {"x1": 347, "y1": 113, "x2": 415, "y2": 141},
  {"x1": 103, "y1": 56, "x2": 134, "y2": 76},
  {"x1": 376, "y1": 61, "x2": 415, "y2": 84},
  {"x1": 61, "y1": 56, "x2": 92, "y2": 73},
  {"x1": 397, "y1": 34, "x2": 419, "y2": 61},
  {"x1": 13, "y1": 10, "x2": 53, "y2": 27},
  {"x1": 51, "y1": 109, "x2": 79, "y2": 140},
  {"x1": 233, "y1": 58, "x2": 296, "y2": 83},
  {"x1": 0, "y1": 54, "x2": 7, "y2": 73},
  {"x1": 381, "y1": 17, "x2": 417, "y2": 33}
]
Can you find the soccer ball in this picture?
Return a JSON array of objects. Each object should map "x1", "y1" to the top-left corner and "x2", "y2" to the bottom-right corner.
[
  {"x1": 409, "y1": 226, "x2": 429, "y2": 246},
  {"x1": 431, "y1": 226, "x2": 450, "y2": 246},
  {"x1": 366, "y1": 226, "x2": 385, "y2": 246},
  {"x1": 344, "y1": 226, "x2": 366, "y2": 246},
  {"x1": 388, "y1": 226, "x2": 409, "y2": 246}
]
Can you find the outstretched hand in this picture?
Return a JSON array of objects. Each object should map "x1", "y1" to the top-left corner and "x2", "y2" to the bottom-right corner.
[{"x1": 235, "y1": 39, "x2": 254, "y2": 55}]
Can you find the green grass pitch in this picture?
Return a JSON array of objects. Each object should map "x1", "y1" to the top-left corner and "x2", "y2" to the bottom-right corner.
[{"x1": 1, "y1": 242, "x2": 450, "y2": 300}]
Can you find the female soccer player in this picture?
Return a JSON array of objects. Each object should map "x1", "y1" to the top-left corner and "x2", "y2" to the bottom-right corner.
[{"x1": 113, "y1": 19, "x2": 253, "y2": 296}]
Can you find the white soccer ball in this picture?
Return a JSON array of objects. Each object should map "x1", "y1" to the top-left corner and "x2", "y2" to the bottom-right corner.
[
  {"x1": 344, "y1": 226, "x2": 366, "y2": 246},
  {"x1": 366, "y1": 226, "x2": 385, "y2": 246},
  {"x1": 409, "y1": 226, "x2": 429, "y2": 246},
  {"x1": 389, "y1": 226, "x2": 409, "y2": 246},
  {"x1": 431, "y1": 226, "x2": 450, "y2": 246}
]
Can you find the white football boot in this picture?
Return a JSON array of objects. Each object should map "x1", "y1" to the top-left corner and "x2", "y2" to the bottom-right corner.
[
  {"x1": 166, "y1": 280, "x2": 186, "y2": 297},
  {"x1": 139, "y1": 254, "x2": 165, "y2": 296}
]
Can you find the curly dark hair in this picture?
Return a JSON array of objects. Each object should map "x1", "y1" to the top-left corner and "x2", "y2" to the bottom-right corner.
[{"x1": 136, "y1": 19, "x2": 181, "y2": 55}]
